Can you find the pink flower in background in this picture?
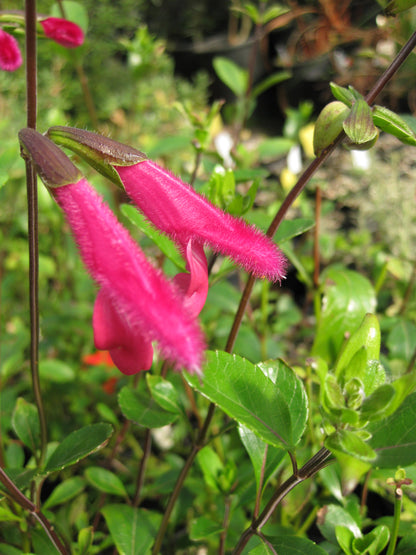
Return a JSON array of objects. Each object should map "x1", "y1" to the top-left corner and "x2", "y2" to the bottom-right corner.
[
  {"x1": 53, "y1": 178, "x2": 206, "y2": 375},
  {"x1": 115, "y1": 161, "x2": 287, "y2": 282},
  {"x1": 40, "y1": 17, "x2": 84, "y2": 48},
  {"x1": 0, "y1": 28, "x2": 22, "y2": 71}
]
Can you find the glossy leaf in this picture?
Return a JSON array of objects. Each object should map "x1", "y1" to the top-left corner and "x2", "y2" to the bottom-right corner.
[
  {"x1": 43, "y1": 476, "x2": 85, "y2": 509},
  {"x1": 85, "y1": 466, "x2": 127, "y2": 497},
  {"x1": 369, "y1": 392, "x2": 416, "y2": 467},
  {"x1": 312, "y1": 266, "x2": 376, "y2": 363},
  {"x1": 373, "y1": 106, "x2": 416, "y2": 145},
  {"x1": 44, "y1": 423, "x2": 113, "y2": 473},
  {"x1": 353, "y1": 525, "x2": 390, "y2": 555},
  {"x1": 102, "y1": 504, "x2": 160, "y2": 555},
  {"x1": 146, "y1": 375, "x2": 182, "y2": 415},
  {"x1": 186, "y1": 351, "x2": 307, "y2": 448},
  {"x1": 119, "y1": 385, "x2": 178, "y2": 428},
  {"x1": 330, "y1": 82, "x2": 361, "y2": 106},
  {"x1": 12, "y1": 398, "x2": 40, "y2": 454}
]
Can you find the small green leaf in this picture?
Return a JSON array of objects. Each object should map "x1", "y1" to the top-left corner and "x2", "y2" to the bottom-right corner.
[
  {"x1": 317, "y1": 504, "x2": 362, "y2": 544},
  {"x1": 213, "y1": 56, "x2": 248, "y2": 97},
  {"x1": 252, "y1": 70, "x2": 291, "y2": 99},
  {"x1": 335, "y1": 525, "x2": 354, "y2": 555},
  {"x1": 119, "y1": 385, "x2": 178, "y2": 428},
  {"x1": 373, "y1": 106, "x2": 416, "y2": 145},
  {"x1": 353, "y1": 525, "x2": 390, "y2": 555},
  {"x1": 343, "y1": 99, "x2": 378, "y2": 145},
  {"x1": 265, "y1": 535, "x2": 328, "y2": 554},
  {"x1": 385, "y1": 0, "x2": 416, "y2": 15},
  {"x1": 39, "y1": 359, "x2": 75, "y2": 383},
  {"x1": 43, "y1": 476, "x2": 85, "y2": 509},
  {"x1": 274, "y1": 218, "x2": 315, "y2": 244},
  {"x1": 330, "y1": 82, "x2": 360, "y2": 106},
  {"x1": 387, "y1": 319, "x2": 416, "y2": 361},
  {"x1": 121, "y1": 204, "x2": 185, "y2": 271},
  {"x1": 360, "y1": 384, "x2": 396, "y2": 419},
  {"x1": 257, "y1": 136, "x2": 294, "y2": 161},
  {"x1": 12, "y1": 398, "x2": 40, "y2": 453},
  {"x1": 0, "y1": 506, "x2": 22, "y2": 523},
  {"x1": 326, "y1": 429, "x2": 376, "y2": 462},
  {"x1": 45, "y1": 423, "x2": 113, "y2": 473},
  {"x1": 85, "y1": 466, "x2": 127, "y2": 497},
  {"x1": 189, "y1": 516, "x2": 224, "y2": 540},
  {"x1": 197, "y1": 446, "x2": 224, "y2": 493},
  {"x1": 146, "y1": 375, "x2": 182, "y2": 415},
  {"x1": 102, "y1": 504, "x2": 161, "y2": 555}
]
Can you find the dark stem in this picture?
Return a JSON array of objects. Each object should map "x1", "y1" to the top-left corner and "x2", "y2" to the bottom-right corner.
[
  {"x1": 0, "y1": 468, "x2": 68, "y2": 554},
  {"x1": 25, "y1": 0, "x2": 47, "y2": 470}
]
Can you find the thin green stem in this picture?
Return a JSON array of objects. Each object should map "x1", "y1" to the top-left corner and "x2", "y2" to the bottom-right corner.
[
  {"x1": 386, "y1": 487, "x2": 403, "y2": 555},
  {"x1": 25, "y1": 0, "x2": 47, "y2": 470}
]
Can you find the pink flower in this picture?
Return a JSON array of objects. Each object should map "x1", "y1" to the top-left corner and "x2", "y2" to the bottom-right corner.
[
  {"x1": 39, "y1": 17, "x2": 84, "y2": 48},
  {"x1": 53, "y1": 178, "x2": 205, "y2": 375},
  {"x1": 0, "y1": 29, "x2": 22, "y2": 71},
  {"x1": 115, "y1": 161, "x2": 287, "y2": 282}
]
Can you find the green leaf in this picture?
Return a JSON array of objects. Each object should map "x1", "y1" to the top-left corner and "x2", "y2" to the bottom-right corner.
[
  {"x1": 119, "y1": 385, "x2": 178, "y2": 428},
  {"x1": 43, "y1": 476, "x2": 85, "y2": 509},
  {"x1": 312, "y1": 266, "x2": 376, "y2": 363},
  {"x1": 385, "y1": 0, "x2": 416, "y2": 16},
  {"x1": 360, "y1": 384, "x2": 396, "y2": 420},
  {"x1": 317, "y1": 504, "x2": 362, "y2": 544},
  {"x1": 186, "y1": 351, "x2": 307, "y2": 449},
  {"x1": 353, "y1": 525, "x2": 390, "y2": 555},
  {"x1": 326, "y1": 429, "x2": 376, "y2": 462},
  {"x1": 189, "y1": 516, "x2": 224, "y2": 540},
  {"x1": 252, "y1": 70, "x2": 291, "y2": 99},
  {"x1": 373, "y1": 106, "x2": 416, "y2": 145},
  {"x1": 387, "y1": 320, "x2": 416, "y2": 361},
  {"x1": 238, "y1": 424, "x2": 286, "y2": 493},
  {"x1": 265, "y1": 535, "x2": 328, "y2": 554},
  {"x1": 369, "y1": 392, "x2": 416, "y2": 467},
  {"x1": 213, "y1": 56, "x2": 248, "y2": 97},
  {"x1": 85, "y1": 466, "x2": 127, "y2": 497},
  {"x1": 274, "y1": 218, "x2": 315, "y2": 244},
  {"x1": 197, "y1": 446, "x2": 224, "y2": 493},
  {"x1": 335, "y1": 526, "x2": 354, "y2": 555},
  {"x1": 39, "y1": 359, "x2": 75, "y2": 383},
  {"x1": 121, "y1": 204, "x2": 185, "y2": 271},
  {"x1": 146, "y1": 375, "x2": 182, "y2": 415},
  {"x1": 0, "y1": 506, "x2": 22, "y2": 523},
  {"x1": 102, "y1": 504, "x2": 161, "y2": 555},
  {"x1": 51, "y1": 0, "x2": 89, "y2": 32},
  {"x1": 257, "y1": 137, "x2": 294, "y2": 162},
  {"x1": 12, "y1": 398, "x2": 40, "y2": 454},
  {"x1": 330, "y1": 82, "x2": 358, "y2": 107},
  {"x1": 44, "y1": 423, "x2": 113, "y2": 473}
]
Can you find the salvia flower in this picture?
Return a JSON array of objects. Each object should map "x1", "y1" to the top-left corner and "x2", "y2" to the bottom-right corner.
[
  {"x1": 0, "y1": 28, "x2": 22, "y2": 71},
  {"x1": 19, "y1": 129, "x2": 206, "y2": 375},
  {"x1": 47, "y1": 127, "x2": 287, "y2": 282},
  {"x1": 39, "y1": 17, "x2": 84, "y2": 48}
]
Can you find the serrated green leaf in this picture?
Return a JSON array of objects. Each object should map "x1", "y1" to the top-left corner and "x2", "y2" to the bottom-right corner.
[
  {"x1": 44, "y1": 423, "x2": 113, "y2": 473},
  {"x1": 12, "y1": 398, "x2": 40, "y2": 454},
  {"x1": 119, "y1": 385, "x2": 178, "y2": 428},
  {"x1": 213, "y1": 56, "x2": 248, "y2": 97},
  {"x1": 121, "y1": 204, "x2": 185, "y2": 271},
  {"x1": 186, "y1": 351, "x2": 307, "y2": 448},
  {"x1": 102, "y1": 504, "x2": 161, "y2": 555},
  {"x1": 373, "y1": 105, "x2": 416, "y2": 145},
  {"x1": 85, "y1": 466, "x2": 127, "y2": 497},
  {"x1": 369, "y1": 392, "x2": 416, "y2": 467},
  {"x1": 43, "y1": 476, "x2": 85, "y2": 509}
]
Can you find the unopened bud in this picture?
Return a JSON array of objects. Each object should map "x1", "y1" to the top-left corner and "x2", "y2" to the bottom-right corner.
[
  {"x1": 313, "y1": 101, "x2": 350, "y2": 156},
  {"x1": 343, "y1": 99, "x2": 379, "y2": 150},
  {"x1": 47, "y1": 126, "x2": 147, "y2": 187},
  {"x1": 19, "y1": 128, "x2": 82, "y2": 187}
]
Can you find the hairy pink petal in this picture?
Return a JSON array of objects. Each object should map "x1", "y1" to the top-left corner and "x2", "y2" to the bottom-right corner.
[
  {"x1": 115, "y1": 161, "x2": 286, "y2": 281},
  {"x1": 93, "y1": 289, "x2": 153, "y2": 374},
  {"x1": 0, "y1": 29, "x2": 22, "y2": 71},
  {"x1": 40, "y1": 17, "x2": 84, "y2": 48},
  {"x1": 173, "y1": 240, "x2": 208, "y2": 319},
  {"x1": 53, "y1": 178, "x2": 205, "y2": 374}
]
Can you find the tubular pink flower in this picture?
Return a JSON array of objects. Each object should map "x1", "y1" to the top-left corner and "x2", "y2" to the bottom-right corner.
[
  {"x1": 40, "y1": 17, "x2": 84, "y2": 48},
  {"x1": 0, "y1": 29, "x2": 22, "y2": 71},
  {"x1": 115, "y1": 161, "x2": 287, "y2": 282},
  {"x1": 53, "y1": 178, "x2": 205, "y2": 374}
]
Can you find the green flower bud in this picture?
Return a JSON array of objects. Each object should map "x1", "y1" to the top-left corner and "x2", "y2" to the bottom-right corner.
[
  {"x1": 19, "y1": 128, "x2": 82, "y2": 188},
  {"x1": 343, "y1": 99, "x2": 379, "y2": 150},
  {"x1": 313, "y1": 101, "x2": 350, "y2": 156}
]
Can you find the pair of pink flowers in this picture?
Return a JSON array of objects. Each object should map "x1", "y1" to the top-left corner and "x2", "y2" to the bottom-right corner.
[
  {"x1": 20, "y1": 128, "x2": 286, "y2": 376},
  {"x1": 0, "y1": 17, "x2": 84, "y2": 72}
]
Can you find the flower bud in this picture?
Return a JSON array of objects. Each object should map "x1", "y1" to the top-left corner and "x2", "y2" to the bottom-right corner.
[
  {"x1": 313, "y1": 101, "x2": 350, "y2": 156},
  {"x1": 343, "y1": 99, "x2": 378, "y2": 150},
  {"x1": 47, "y1": 126, "x2": 147, "y2": 188},
  {"x1": 18, "y1": 128, "x2": 82, "y2": 187}
]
